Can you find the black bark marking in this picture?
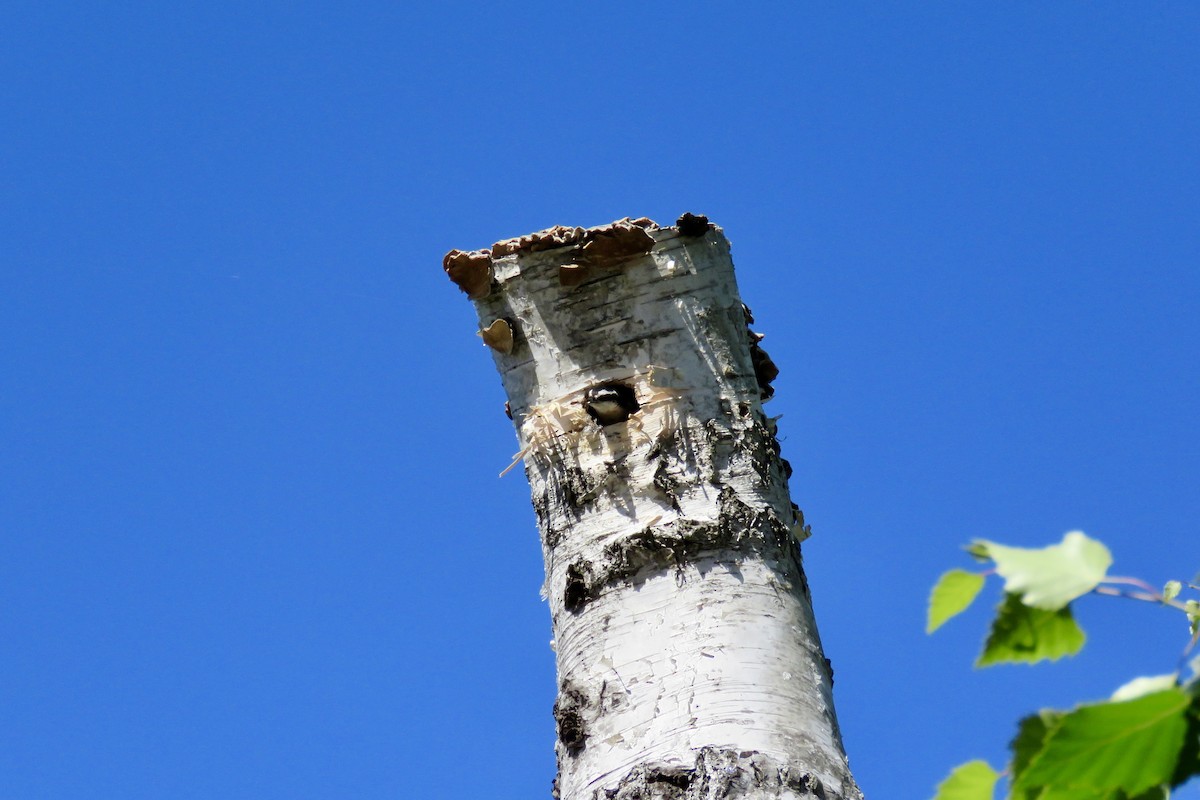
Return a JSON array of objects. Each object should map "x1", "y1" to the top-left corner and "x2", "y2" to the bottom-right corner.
[
  {"x1": 538, "y1": 464, "x2": 604, "y2": 513},
  {"x1": 553, "y1": 682, "x2": 588, "y2": 754},
  {"x1": 531, "y1": 493, "x2": 564, "y2": 549},
  {"x1": 648, "y1": 767, "x2": 692, "y2": 790},
  {"x1": 652, "y1": 460, "x2": 683, "y2": 512},
  {"x1": 748, "y1": 336, "x2": 779, "y2": 400},
  {"x1": 675, "y1": 212, "x2": 711, "y2": 237},
  {"x1": 563, "y1": 562, "x2": 593, "y2": 614},
  {"x1": 602, "y1": 748, "x2": 842, "y2": 799}
]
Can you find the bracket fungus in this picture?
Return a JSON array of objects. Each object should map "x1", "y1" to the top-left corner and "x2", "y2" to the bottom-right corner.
[
  {"x1": 576, "y1": 219, "x2": 655, "y2": 268},
  {"x1": 442, "y1": 249, "x2": 493, "y2": 299},
  {"x1": 558, "y1": 263, "x2": 591, "y2": 288},
  {"x1": 480, "y1": 318, "x2": 515, "y2": 354},
  {"x1": 491, "y1": 225, "x2": 587, "y2": 258}
]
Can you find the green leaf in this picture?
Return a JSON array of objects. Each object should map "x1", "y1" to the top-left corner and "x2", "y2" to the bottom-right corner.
[
  {"x1": 1013, "y1": 688, "x2": 1191, "y2": 797},
  {"x1": 1186, "y1": 600, "x2": 1200, "y2": 635},
  {"x1": 931, "y1": 760, "x2": 999, "y2": 800},
  {"x1": 1129, "y1": 787, "x2": 1171, "y2": 800},
  {"x1": 977, "y1": 593, "x2": 1086, "y2": 667},
  {"x1": 1111, "y1": 674, "x2": 1179, "y2": 702},
  {"x1": 1031, "y1": 788, "x2": 1119, "y2": 799},
  {"x1": 1009, "y1": 709, "x2": 1064, "y2": 791},
  {"x1": 928, "y1": 569, "x2": 987, "y2": 633},
  {"x1": 974, "y1": 531, "x2": 1112, "y2": 610},
  {"x1": 1170, "y1": 693, "x2": 1200, "y2": 788},
  {"x1": 1007, "y1": 718, "x2": 1172, "y2": 799},
  {"x1": 1163, "y1": 580, "x2": 1182, "y2": 602},
  {"x1": 965, "y1": 542, "x2": 991, "y2": 561},
  {"x1": 1027, "y1": 787, "x2": 1168, "y2": 799}
]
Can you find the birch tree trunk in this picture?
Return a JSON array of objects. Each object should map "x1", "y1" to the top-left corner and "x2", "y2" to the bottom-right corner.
[{"x1": 445, "y1": 216, "x2": 862, "y2": 800}]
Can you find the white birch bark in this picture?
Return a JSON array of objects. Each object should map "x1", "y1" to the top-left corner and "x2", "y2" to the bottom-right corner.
[{"x1": 446, "y1": 218, "x2": 862, "y2": 800}]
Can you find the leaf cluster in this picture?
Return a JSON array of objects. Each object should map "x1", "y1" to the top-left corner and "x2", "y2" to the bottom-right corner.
[{"x1": 927, "y1": 532, "x2": 1200, "y2": 799}]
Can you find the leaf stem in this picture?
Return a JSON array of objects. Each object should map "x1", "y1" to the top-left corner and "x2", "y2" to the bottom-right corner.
[
  {"x1": 1100, "y1": 575, "x2": 1160, "y2": 595},
  {"x1": 1092, "y1": 585, "x2": 1189, "y2": 612}
]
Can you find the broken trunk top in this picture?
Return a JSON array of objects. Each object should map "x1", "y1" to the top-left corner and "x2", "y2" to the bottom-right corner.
[{"x1": 443, "y1": 213, "x2": 714, "y2": 298}]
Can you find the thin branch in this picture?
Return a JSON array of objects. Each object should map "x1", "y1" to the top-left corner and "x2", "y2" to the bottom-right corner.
[
  {"x1": 1091, "y1": 585, "x2": 1190, "y2": 612},
  {"x1": 1093, "y1": 586, "x2": 1159, "y2": 603},
  {"x1": 1100, "y1": 575, "x2": 1160, "y2": 595},
  {"x1": 1177, "y1": 628, "x2": 1200, "y2": 677}
]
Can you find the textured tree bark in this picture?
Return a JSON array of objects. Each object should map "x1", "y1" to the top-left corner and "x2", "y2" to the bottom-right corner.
[{"x1": 445, "y1": 216, "x2": 862, "y2": 800}]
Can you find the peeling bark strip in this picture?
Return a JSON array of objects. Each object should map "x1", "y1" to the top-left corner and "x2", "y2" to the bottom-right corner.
[{"x1": 446, "y1": 216, "x2": 861, "y2": 800}]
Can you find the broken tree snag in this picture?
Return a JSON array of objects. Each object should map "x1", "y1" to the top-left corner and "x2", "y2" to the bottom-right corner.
[
  {"x1": 492, "y1": 219, "x2": 657, "y2": 275},
  {"x1": 446, "y1": 216, "x2": 861, "y2": 800}
]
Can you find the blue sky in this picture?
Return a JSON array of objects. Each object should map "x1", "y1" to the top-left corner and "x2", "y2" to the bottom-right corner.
[{"x1": 3, "y1": 3, "x2": 1198, "y2": 798}]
